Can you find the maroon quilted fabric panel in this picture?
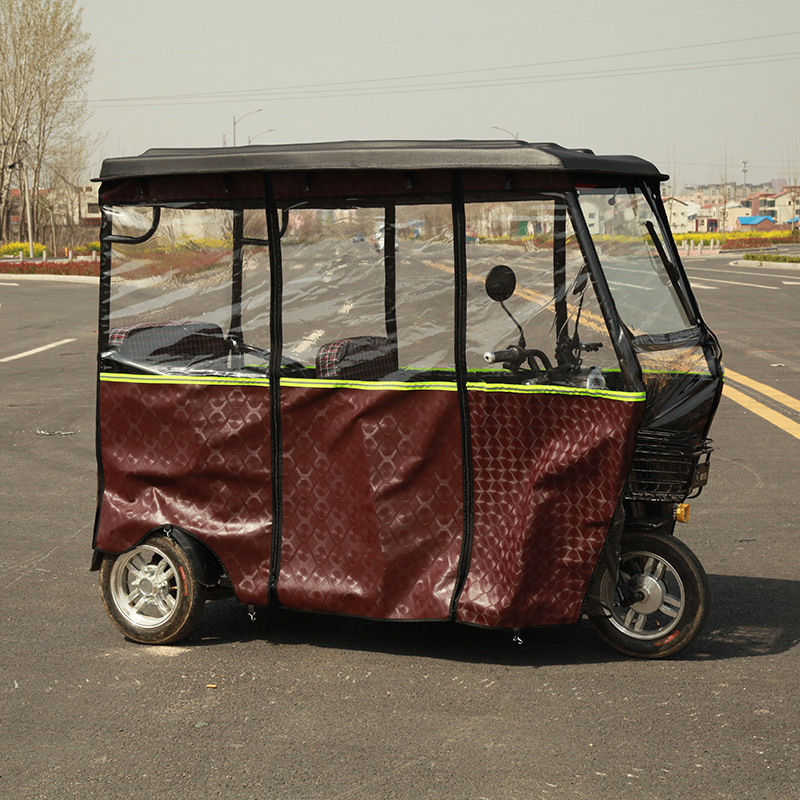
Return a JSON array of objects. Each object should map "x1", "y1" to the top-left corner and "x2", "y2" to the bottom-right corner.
[
  {"x1": 457, "y1": 391, "x2": 643, "y2": 628},
  {"x1": 95, "y1": 381, "x2": 273, "y2": 605},
  {"x1": 278, "y1": 385, "x2": 463, "y2": 619}
]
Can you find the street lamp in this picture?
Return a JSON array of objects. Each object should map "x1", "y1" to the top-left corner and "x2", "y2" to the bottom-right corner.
[
  {"x1": 248, "y1": 128, "x2": 275, "y2": 145},
  {"x1": 232, "y1": 109, "x2": 263, "y2": 147},
  {"x1": 492, "y1": 126, "x2": 519, "y2": 141}
]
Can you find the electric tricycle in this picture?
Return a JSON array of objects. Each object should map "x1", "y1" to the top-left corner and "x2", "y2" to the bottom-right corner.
[{"x1": 91, "y1": 140, "x2": 723, "y2": 657}]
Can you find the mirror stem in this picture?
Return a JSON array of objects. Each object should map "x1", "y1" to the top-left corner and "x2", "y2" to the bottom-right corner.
[{"x1": 500, "y1": 300, "x2": 526, "y2": 349}]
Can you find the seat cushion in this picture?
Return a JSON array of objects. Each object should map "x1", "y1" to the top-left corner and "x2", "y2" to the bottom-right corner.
[
  {"x1": 109, "y1": 322, "x2": 229, "y2": 369},
  {"x1": 316, "y1": 336, "x2": 398, "y2": 380}
]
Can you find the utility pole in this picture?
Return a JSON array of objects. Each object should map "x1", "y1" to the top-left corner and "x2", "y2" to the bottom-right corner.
[{"x1": 741, "y1": 159, "x2": 748, "y2": 200}]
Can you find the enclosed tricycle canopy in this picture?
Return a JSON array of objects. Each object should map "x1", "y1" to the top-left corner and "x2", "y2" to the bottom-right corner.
[{"x1": 92, "y1": 140, "x2": 721, "y2": 632}]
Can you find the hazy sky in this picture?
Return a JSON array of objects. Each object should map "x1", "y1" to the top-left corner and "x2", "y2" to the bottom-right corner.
[{"x1": 82, "y1": 0, "x2": 800, "y2": 190}]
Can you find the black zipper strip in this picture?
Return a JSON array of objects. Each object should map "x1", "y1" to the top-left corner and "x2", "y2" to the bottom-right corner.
[
  {"x1": 91, "y1": 201, "x2": 114, "y2": 552},
  {"x1": 449, "y1": 172, "x2": 475, "y2": 617},
  {"x1": 264, "y1": 175, "x2": 284, "y2": 601},
  {"x1": 383, "y1": 204, "x2": 398, "y2": 345}
]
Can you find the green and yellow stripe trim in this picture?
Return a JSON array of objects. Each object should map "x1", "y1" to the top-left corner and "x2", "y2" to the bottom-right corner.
[{"x1": 100, "y1": 372, "x2": 645, "y2": 402}]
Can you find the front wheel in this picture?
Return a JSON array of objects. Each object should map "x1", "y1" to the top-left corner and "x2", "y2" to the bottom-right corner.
[
  {"x1": 589, "y1": 533, "x2": 709, "y2": 658},
  {"x1": 99, "y1": 534, "x2": 206, "y2": 644}
]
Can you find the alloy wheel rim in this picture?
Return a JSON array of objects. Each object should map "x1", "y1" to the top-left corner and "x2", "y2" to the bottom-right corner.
[
  {"x1": 109, "y1": 545, "x2": 181, "y2": 629},
  {"x1": 607, "y1": 549, "x2": 685, "y2": 640}
]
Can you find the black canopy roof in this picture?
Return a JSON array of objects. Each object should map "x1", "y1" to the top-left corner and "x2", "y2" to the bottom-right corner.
[{"x1": 96, "y1": 140, "x2": 667, "y2": 182}]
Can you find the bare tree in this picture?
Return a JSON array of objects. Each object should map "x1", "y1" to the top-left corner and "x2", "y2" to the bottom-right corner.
[
  {"x1": 716, "y1": 147, "x2": 734, "y2": 237},
  {"x1": 39, "y1": 135, "x2": 94, "y2": 252},
  {"x1": 0, "y1": 0, "x2": 93, "y2": 244},
  {"x1": 784, "y1": 143, "x2": 800, "y2": 233}
]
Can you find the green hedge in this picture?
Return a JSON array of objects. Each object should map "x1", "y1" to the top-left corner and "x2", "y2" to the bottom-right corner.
[{"x1": 742, "y1": 253, "x2": 800, "y2": 264}]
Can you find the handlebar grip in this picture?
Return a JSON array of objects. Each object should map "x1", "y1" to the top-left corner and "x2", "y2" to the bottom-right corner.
[{"x1": 484, "y1": 349, "x2": 521, "y2": 363}]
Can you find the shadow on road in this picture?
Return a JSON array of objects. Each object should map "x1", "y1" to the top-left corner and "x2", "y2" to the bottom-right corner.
[
  {"x1": 691, "y1": 573, "x2": 800, "y2": 660},
  {"x1": 177, "y1": 573, "x2": 800, "y2": 665}
]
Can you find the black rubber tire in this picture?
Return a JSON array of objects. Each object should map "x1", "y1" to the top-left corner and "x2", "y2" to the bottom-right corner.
[
  {"x1": 99, "y1": 533, "x2": 207, "y2": 645},
  {"x1": 589, "y1": 532, "x2": 709, "y2": 659}
]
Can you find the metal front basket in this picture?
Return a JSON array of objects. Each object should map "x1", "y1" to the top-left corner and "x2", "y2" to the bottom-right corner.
[{"x1": 624, "y1": 429, "x2": 713, "y2": 502}]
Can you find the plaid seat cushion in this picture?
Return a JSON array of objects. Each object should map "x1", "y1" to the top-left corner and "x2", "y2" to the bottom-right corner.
[
  {"x1": 316, "y1": 336, "x2": 398, "y2": 380},
  {"x1": 109, "y1": 322, "x2": 229, "y2": 368}
]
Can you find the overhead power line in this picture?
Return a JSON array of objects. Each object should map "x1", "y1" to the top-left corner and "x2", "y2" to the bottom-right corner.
[
  {"x1": 89, "y1": 28, "x2": 800, "y2": 107},
  {"x1": 91, "y1": 56, "x2": 800, "y2": 108},
  {"x1": 88, "y1": 48, "x2": 800, "y2": 110}
]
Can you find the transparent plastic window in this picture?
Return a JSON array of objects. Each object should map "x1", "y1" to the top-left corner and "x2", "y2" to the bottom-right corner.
[
  {"x1": 103, "y1": 199, "x2": 634, "y2": 387},
  {"x1": 281, "y1": 203, "x2": 455, "y2": 380},
  {"x1": 465, "y1": 198, "x2": 619, "y2": 388},
  {"x1": 105, "y1": 206, "x2": 269, "y2": 375},
  {"x1": 578, "y1": 186, "x2": 693, "y2": 336},
  {"x1": 637, "y1": 345, "x2": 712, "y2": 380}
]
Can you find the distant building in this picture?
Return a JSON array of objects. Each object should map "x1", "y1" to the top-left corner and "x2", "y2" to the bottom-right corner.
[
  {"x1": 741, "y1": 192, "x2": 771, "y2": 215},
  {"x1": 78, "y1": 183, "x2": 101, "y2": 227},
  {"x1": 663, "y1": 197, "x2": 700, "y2": 233},
  {"x1": 737, "y1": 215, "x2": 776, "y2": 231},
  {"x1": 759, "y1": 188, "x2": 800, "y2": 225},
  {"x1": 691, "y1": 204, "x2": 719, "y2": 233}
]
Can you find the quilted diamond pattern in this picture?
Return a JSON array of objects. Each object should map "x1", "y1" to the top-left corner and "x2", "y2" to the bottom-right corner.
[
  {"x1": 95, "y1": 381, "x2": 273, "y2": 605},
  {"x1": 96, "y1": 379, "x2": 642, "y2": 626},
  {"x1": 278, "y1": 385, "x2": 464, "y2": 619},
  {"x1": 457, "y1": 391, "x2": 642, "y2": 628}
]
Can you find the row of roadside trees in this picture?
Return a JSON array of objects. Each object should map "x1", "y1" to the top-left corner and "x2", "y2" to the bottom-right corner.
[{"x1": 0, "y1": 0, "x2": 94, "y2": 254}]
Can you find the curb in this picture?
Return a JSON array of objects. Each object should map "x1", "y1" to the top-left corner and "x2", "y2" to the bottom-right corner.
[
  {"x1": 729, "y1": 260, "x2": 800, "y2": 271},
  {"x1": 0, "y1": 273, "x2": 99, "y2": 284}
]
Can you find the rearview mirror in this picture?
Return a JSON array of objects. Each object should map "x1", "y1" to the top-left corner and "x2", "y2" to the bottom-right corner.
[{"x1": 485, "y1": 264, "x2": 516, "y2": 302}]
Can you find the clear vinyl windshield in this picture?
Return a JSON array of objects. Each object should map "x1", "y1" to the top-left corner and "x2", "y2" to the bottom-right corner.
[
  {"x1": 578, "y1": 185, "x2": 710, "y2": 378},
  {"x1": 578, "y1": 185, "x2": 693, "y2": 337},
  {"x1": 578, "y1": 185, "x2": 720, "y2": 436}
]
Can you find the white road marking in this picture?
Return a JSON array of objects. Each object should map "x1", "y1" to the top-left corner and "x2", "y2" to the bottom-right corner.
[
  {"x1": 682, "y1": 276, "x2": 777, "y2": 290},
  {"x1": 782, "y1": 280, "x2": 800, "y2": 285},
  {"x1": 0, "y1": 338, "x2": 76, "y2": 363},
  {"x1": 606, "y1": 281, "x2": 653, "y2": 291},
  {"x1": 688, "y1": 267, "x2": 800, "y2": 280},
  {"x1": 688, "y1": 283, "x2": 718, "y2": 290},
  {"x1": 0, "y1": 281, "x2": 19, "y2": 286}
]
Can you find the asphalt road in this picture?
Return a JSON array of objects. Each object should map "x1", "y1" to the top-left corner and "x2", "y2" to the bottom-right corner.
[{"x1": 1, "y1": 258, "x2": 799, "y2": 800}]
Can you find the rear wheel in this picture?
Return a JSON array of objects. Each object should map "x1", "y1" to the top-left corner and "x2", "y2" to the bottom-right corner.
[
  {"x1": 589, "y1": 532, "x2": 709, "y2": 658},
  {"x1": 99, "y1": 534, "x2": 206, "y2": 644}
]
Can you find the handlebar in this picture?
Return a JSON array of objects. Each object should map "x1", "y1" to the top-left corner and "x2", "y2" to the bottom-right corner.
[
  {"x1": 484, "y1": 346, "x2": 553, "y2": 372},
  {"x1": 484, "y1": 348, "x2": 523, "y2": 364}
]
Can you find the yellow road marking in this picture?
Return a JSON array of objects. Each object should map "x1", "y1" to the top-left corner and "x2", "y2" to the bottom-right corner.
[
  {"x1": 723, "y1": 385, "x2": 800, "y2": 440},
  {"x1": 724, "y1": 368, "x2": 800, "y2": 414},
  {"x1": 426, "y1": 260, "x2": 608, "y2": 335}
]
